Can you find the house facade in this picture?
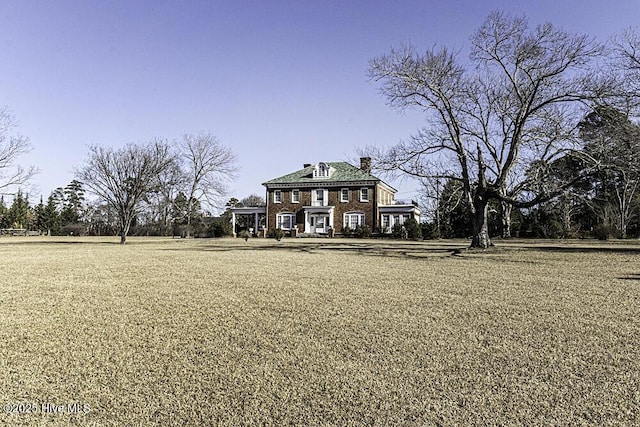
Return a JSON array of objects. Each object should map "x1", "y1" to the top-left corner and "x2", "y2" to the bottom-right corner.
[{"x1": 261, "y1": 158, "x2": 420, "y2": 236}]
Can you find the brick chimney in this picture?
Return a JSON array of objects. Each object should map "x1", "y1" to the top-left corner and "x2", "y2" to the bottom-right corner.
[
  {"x1": 303, "y1": 163, "x2": 311, "y2": 168},
  {"x1": 360, "y1": 157, "x2": 372, "y2": 174}
]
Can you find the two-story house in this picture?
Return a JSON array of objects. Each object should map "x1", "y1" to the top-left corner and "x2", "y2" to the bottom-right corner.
[{"x1": 259, "y1": 157, "x2": 420, "y2": 236}]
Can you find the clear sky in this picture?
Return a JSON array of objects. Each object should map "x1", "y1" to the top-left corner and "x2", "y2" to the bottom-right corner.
[{"x1": 1, "y1": 0, "x2": 639, "y2": 209}]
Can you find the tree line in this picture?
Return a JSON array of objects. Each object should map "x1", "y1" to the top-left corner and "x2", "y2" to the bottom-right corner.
[
  {"x1": 418, "y1": 105, "x2": 640, "y2": 240},
  {"x1": 0, "y1": 177, "x2": 244, "y2": 240},
  {"x1": 0, "y1": 107, "x2": 262, "y2": 243},
  {"x1": 0, "y1": 124, "x2": 241, "y2": 243}
]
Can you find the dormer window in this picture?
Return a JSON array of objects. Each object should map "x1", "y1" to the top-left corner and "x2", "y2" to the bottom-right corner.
[{"x1": 313, "y1": 162, "x2": 332, "y2": 179}]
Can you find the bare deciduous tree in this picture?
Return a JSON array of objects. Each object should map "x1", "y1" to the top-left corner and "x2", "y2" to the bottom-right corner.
[
  {"x1": 240, "y1": 194, "x2": 265, "y2": 207},
  {"x1": 179, "y1": 132, "x2": 238, "y2": 237},
  {"x1": 147, "y1": 161, "x2": 185, "y2": 235},
  {"x1": 76, "y1": 140, "x2": 175, "y2": 244},
  {"x1": 611, "y1": 28, "x2": 640, "y2": 100},
  {"x1": 579, "y1": 106, "x2": 640, "y2": 238},
  {"x1": 367, "y1": 12, "x2": 607, "y2": 247},
  {"x1": 0, "y1": 107, "x2": 37, "y2": 194}
]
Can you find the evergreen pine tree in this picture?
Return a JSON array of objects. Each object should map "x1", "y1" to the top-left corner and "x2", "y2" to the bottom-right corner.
[
  {"x1": 0, "y1": 196, "x2": 7, "y2": 229},
  {"x1": 7, "y1": 190, "x2": 29, "y2": 229}
]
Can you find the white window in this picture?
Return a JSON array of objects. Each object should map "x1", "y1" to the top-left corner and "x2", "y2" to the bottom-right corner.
[
  {"x1": 340, "y1": 188, "x2": 349, "y2": 202},
  {"x1": 273, "y1": 190, "x2": 282, "y2": 203},
  {"x1": 312, "y1": 189, "x2": 328, "y2": 206},
  {"x1": 344, "y1": 212, "x2": 365, "y2": 229},
  {"x1": 360, "y1": 188, "x2": 369, "y2": 202},
  {"x1": 291, "y1": 189, "x2": 300, "y2": 203},
  {"x1": 276, "y1": 213, "x2": 295, "y2": 230},
  {"x1": 382, "y1": 215, "x2": 390, "y2": 230}
]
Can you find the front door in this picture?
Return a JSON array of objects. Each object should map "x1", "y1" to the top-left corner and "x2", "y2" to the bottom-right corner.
[{"x1": 310, "y1": 214, "x2": 329, "y2": 233}]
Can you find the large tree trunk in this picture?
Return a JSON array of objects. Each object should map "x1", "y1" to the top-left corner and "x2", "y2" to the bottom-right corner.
[
  {"x1": 500, "y1": 201, "x2": 512, "y2": 239},
  {"x1": 470, "y1": 194, "x2": 491, "y2": 248},
  {"x1": 119, "y1": 216, "x2": 132, "y2": 244},
  {"x1": 560, "y1": 195, "x2": 573, "y2": 238},
  {"x1": 616, "y1": 186, "x2": 632, "y2": 239},
  {"x1": 619, "y1": 210, "x2": 628, "y2": 239}
]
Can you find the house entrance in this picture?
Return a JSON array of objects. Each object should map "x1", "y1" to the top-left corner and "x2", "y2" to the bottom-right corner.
[{"x1": 310, "y1": 214, "x2": 329, "y2": 233}]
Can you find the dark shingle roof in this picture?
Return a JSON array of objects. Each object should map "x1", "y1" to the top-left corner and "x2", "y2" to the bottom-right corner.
[{"x1": 262, "y1": 162, "x2": 381, "y2": 186}]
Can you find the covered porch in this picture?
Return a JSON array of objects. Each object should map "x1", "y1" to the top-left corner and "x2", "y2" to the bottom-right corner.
[
  {"x1": 379, "y1": 204, "x2": 421, "y2": 234},
  {"x1": 230, "y1": 206, "x2": 267, "y2": 237}
]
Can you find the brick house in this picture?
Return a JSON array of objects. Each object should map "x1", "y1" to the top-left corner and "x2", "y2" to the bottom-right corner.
[{"x1": 259, "y1": 158, "x2": 420, "y2": 236}]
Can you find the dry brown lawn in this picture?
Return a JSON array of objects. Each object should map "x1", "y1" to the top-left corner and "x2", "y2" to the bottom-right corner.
[{"x1": 0, "y1": 236, "x2": 638, "y2": 426}]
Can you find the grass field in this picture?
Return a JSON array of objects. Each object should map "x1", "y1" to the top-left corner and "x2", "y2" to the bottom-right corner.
[{"x1": 0, "y1": 236, "x2": 639, "y2": 426}]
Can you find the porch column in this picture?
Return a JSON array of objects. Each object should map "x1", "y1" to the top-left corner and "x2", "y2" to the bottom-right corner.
[
  {"x1": 231, "y1": 211, "x2": 236, "y2": 237},
  {"x1": 304, "y1": 211, "x2": 309, "y2": 233},
  {"x1": 254, "y1": 212, "x2": 259, "y2": 235}
]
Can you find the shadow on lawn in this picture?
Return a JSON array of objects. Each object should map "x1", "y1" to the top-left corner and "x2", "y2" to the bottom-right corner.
[
  {"x1": 0, "y1": 239, "x2": 121, "y2": 245},
  {"x1": 191, "y1": 240, "x2": 640, "y2": 257},
  {"x1": 152, "y1": 237, "x2": 640, "y2": 259},
  {"x1": 4, "y1": 237, "x2": 640, "y2": 257},
  {"x1": 164, "y1": 240, "x2": 465, "y2": 259},
  {"x1": 619, "y1": 273, "x2": 640, "y2": 281},
  {"x1": 525, "y1": 245, "x2": 640, "y2": 255}
]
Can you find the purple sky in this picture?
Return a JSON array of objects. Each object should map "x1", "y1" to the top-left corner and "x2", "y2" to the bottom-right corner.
[{"x1": 1, "y1": 0, "x2": 639, "y2": 210}]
